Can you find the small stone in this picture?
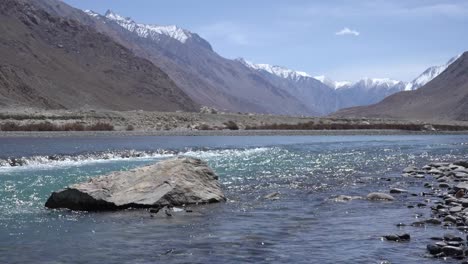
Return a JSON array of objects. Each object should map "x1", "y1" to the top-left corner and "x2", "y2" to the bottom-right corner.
[
  {"x1": 425, "y1": 218, "x2": 442, "y2": 225},
  {"x1": 439, "y1": 183, "x2": 450, "y2": 188}
]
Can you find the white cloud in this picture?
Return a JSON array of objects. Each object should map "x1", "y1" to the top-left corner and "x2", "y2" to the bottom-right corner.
[{"x1": 335, "y1": 27, "x2": 360, "y2": 36}]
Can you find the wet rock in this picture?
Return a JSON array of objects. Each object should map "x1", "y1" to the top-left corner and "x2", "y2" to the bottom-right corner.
[
  {"x1": 390, "y1": 188, "x2": 408, "y2": 194},
  {"x1": 439, "y1": 183, "x2": 450, "y2": 188},
  {"x1": 454, "y1": 161, "x2": 468, "y2": 168},
  {"x1": 45, "y1": 157, "x2": 226, "y2": 211},
  {"x1": 264, "y1": 192, "x2": 280, "y2": 200},
  {"x1": 455, "y1": 183, "x2": 468, "y2": 192},
  {"x1": 450, "y1": 206, "x2": 463, "y2": 213},
  {"x1": 411, "y1": 221, "x2": 426, "y2": 227},
  {"x1": 367, "y1": 192, "x2": 395, "y2": 201},
  {"x1": 384, "y1": 233, "x2": 410, "y2": 242},
  {"x1": 403, "y1": 166, "x2": 418, "y2": 173},
  {"x1": 444, "y1": 215, "x2": 458, "y2": 223},
  {"x1": 332, "y1": 195, "x2": 362, "y2": 202},
  {"x1": 425, "y1": 218, "x2": 442, "y2": 225},
  {"x1": 427, "y1": 244, "x2": 442, "y2": 255},
  {"x1": 441, "y1": 246, "x2": 464, "y2": 257},
  {"x1": 444, "y1": 234, "x2": 464, "y2": 242}
]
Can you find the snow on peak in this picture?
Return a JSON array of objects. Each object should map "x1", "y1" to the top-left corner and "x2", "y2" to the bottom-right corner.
[
  {"x1": 357, "y1": 77, "x2": 401, "y2": 87},
  {"x1": 314, "y1": 76, "x2": 351, "y2": 89},
  {"x1": 84, "y1": 10, "x2": 99, "y2": 17},
  {"x1": 101, "y1": 10, "x2": 193, "y2": 44},
  {"x1": 405, "y1": 53, "x2": 462, "y2": 91},
  {"x1": 237, "y1": 58, "x2": 312, "y2": 81}
]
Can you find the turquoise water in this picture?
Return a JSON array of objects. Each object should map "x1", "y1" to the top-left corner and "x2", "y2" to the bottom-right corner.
[{"x1": 0, "y1": 135, "x2": 467, "y2": 263}]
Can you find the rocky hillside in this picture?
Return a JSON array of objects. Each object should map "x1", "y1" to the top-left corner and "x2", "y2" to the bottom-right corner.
[
  {"x1": 333, "y1": 52, "x2": 468, "y2": 121},
  {"x1": 0, "y1": 0, "x2": 197, "y2": 111}
]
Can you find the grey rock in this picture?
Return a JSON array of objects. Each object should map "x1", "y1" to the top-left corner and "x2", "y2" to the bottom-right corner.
[
  {"x1": 367, "y1": 192, "x2": 395, "y2": 201},
  {"x1": 45, "y1": 157, "x2": 226, "y2": 211}
]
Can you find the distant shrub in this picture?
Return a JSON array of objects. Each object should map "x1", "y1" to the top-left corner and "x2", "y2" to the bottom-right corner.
[
  {"x1": 198, "y1": 124, "x2": 212, "y2": 130},
  {"x1": 86, "y1": 122, "x2": 114, "y2": 131},
  {"x1": 0, "y1": 122, "x2": 114, "y2": 131},
  {"x1": 62, "y1": 122, "x2": 85, "y2": 131},
  {"x1": 245, "y1": 121, "x2": 468, "y2": 131},
  {"x1": 223, "y1": 121, "x2": 239, "y2": 130}
]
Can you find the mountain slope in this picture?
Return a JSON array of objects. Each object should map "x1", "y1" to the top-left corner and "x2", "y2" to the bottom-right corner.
[
  {"x1": 405, "y1": 54, "x2": 462, "y2": 91},
  {"x1": 0, "y1": 0, "x2": 197, "y2": 111},
  {"x1": 31, "y1": 2, "x2": 312, "y2": 115},
  {"x1": 333, "y1": 52, "x2": 468, "y2": 121}
]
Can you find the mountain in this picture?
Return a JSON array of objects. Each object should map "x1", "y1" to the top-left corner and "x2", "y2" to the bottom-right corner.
[
  {"x1": 333, "y1": 52, "x2": 468, "y2": 121},
  {"x1": 0, "y1": 0, "x2": 197, "y2": 111},
  {"x1": 335, "y1": 78, "x2": 407, "y2": 109},
  {"x1": 237, "y1": 59, "x2": 338, "y2": 114},
  {"x1": 313, "y1": 76, "x2": 351, "y2": 90},
  {"x1": 405, "y1": 54, "x2": 462, "y2": 91}
]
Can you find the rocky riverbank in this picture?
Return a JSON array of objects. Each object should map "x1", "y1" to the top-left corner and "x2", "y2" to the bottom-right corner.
[
  {"x1": 0, "y1": 108, "x2": 468, "y2": 134},
  {"x1": 405, "y1": 161, "x2": 468, "y2": 261}
]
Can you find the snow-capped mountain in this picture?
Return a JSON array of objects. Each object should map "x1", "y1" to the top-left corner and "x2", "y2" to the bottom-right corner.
[
  {"x1": 89, "y1": 10, "x2": 213, "y2": 51},
  {"x1": 80, "y1": 9, "x2": 312, "y2": 115},
  {"x1": 237, "y1": 58, "x2": 338, "y2": 114},
  {"x1": 405, "y1": 54, "x2": 462, "y2": 91},
  {"x1": 237, "y1": 58, "x2": 312, "y2": 82},
  {"x1": 314, "y1": 76, "x2": 351, "y2": 89}
]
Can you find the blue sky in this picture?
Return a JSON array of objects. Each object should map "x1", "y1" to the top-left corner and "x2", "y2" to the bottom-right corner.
[{"x1": 63, "y1": 0, "x2": 467, "y2": 82}]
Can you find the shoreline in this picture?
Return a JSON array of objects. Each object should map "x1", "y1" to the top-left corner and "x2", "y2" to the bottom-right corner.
[{"x1": 0, "y1": 129, "x2": 467, "y2": 138}]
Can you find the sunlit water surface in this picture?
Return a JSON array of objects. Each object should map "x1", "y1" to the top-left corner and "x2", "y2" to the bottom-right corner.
[{"x1": 0, "y1": 135, "x2": 467, "y2": 263}]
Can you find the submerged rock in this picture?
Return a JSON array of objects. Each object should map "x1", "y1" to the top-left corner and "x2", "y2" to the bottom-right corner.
[
  {"x1": 45, "y1": 157, "x2": 226, "y2": 211},
  {"x1": 367, "y1": 192, "x2": 395, "y2": 201},
  {"x1": 384, "y1": 233, "x2": 410, "y2": 242},
  {"x1": 332, "y1": 195, "x2": 363, "y2": 202}
]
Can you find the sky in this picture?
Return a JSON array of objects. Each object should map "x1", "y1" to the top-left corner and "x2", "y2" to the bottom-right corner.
[{"x1": 63, "y1": 0, "x2": 467, "y2": 82}]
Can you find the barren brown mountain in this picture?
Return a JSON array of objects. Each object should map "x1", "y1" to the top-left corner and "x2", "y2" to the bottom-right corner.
[
  {"x1": 334, "y1": 52, "x2": 468, "y2": 121},
  {"x1": 0, "y1": 0, "x2": 197, "y2": 111}
]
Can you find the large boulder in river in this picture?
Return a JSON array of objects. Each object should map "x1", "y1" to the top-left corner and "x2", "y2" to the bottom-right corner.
[{"x1": 45, "y1": 157, "x2": 226, "y2": 211}]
